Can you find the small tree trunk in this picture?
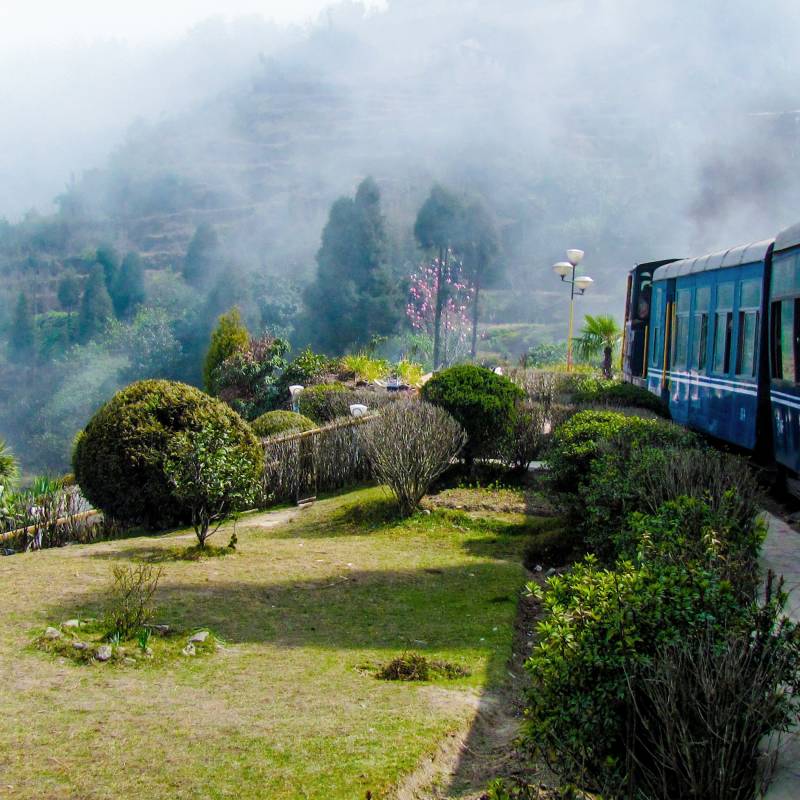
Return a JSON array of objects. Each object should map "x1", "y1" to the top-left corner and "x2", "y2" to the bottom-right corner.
[
  {"x1": 603, "y1": 346, "x2": 613, "y2": 379},
  {"x1": 470, "y1": 273, "x2": 481, "y2": 359},
  {"x1": 432, "y1": 246, "x2": 446, "y2": 370}
]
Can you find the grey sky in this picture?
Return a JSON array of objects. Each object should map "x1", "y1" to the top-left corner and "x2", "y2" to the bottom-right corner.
[{"x1": 0, "y1": 1, "x2": 383, "y2": 48}]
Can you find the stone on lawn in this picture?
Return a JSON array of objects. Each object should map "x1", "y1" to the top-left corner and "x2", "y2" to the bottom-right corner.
[
  {"x1": 62, "y1": 619, "x2": 80, "y2": 629},
  {"x1": 43, "y1": 627, "x2": 62, "y2": 640},
  {"x1": 151, "y1": 624, "x2": 171, "y2": 635},
  {"x1": 95, "y1": 645, "x2": 112, "y2": 662},
  {"x1": 182, "y1": 643, "x2": 196, "y2": 656},
  {"x1": 189, "y1": 631, "x2": 209, "y2": 644},
  {"x1": 73, "y1": 641, "x2": 88, "y2": 651}
]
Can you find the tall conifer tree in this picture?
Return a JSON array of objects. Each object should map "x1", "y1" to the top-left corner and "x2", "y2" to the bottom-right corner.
[
  {"x1": 8, "y1": 292, "x2": 35, "y2": 362},
  {"x1": 78, "y1": 265, "x2": 113, "y2": 342}
]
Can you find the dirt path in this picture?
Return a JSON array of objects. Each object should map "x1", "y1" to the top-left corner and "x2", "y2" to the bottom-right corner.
[{"x1": 169, "y1": 504, "x2": 307, "y2": 540}]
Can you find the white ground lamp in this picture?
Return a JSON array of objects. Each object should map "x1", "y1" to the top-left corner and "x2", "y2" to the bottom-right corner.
[
  {"x1": 552, "y1": 249, "x2": 593, "y2": 370},
  {"x1": 349, "y1": 404, "x2": 369, "y2": 418}
]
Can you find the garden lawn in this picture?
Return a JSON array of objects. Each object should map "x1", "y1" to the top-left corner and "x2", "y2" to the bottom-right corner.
[{"x1": 0, "y1": 486, "x2": 534, "y2": 800}]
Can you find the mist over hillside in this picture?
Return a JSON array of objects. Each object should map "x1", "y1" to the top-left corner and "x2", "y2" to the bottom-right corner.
[{"x1": 3, "y1": 0, "x2": 800, "y2": 474}]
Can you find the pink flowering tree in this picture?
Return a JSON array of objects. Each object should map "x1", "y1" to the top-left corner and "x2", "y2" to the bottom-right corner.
[{"x1": 406, "y1": 255, "x2": 475, "y2": 367}]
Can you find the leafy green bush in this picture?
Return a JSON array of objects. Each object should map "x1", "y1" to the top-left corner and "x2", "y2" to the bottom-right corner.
[
  {"x1": 572, "y1": 377, "x2": 670, "y2": 417},
  {"x1": 73, "y1": 380, "x2": 263, "y2": 528},
  {"x1": 625, "y1": 495, "x2": 765, "y2": 597},
  {"x1": 341, "y1": 352, "x2": 389, "y2": 383},
  {"x1": 164, "y1": 425, "x2": 261, "y2": 547},
  {"x1": 546, "y1": 410, "x2": 696, "y2": 495},
  {"x1": 524, "y1": 556, "x2": 741, "y2": 792},
  {"x1": 277, "y1": 347, "x2": 339, "y2": 395},
  {"x1": 203, "y1": 307, "x2": 249, "y2": 393},
  {"x1": 251, "y1": 410, "x2": 317, "y2": 438},
  {"x1": 421, "y1": 364, "x2": 524, "y2": 463},
  {"x1": 297, "y1": 382, "x2": 351, "y2": 423}
]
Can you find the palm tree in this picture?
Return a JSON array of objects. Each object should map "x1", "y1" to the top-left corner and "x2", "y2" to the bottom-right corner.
[
  {"x1": 0, "y1": 438, "x2": 18, "y2": 490},
  {"x1": 573, "y1": 315, "x2": 622, "y2": 378}
]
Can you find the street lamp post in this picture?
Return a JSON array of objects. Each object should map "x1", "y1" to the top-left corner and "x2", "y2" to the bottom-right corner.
[{"x1": 553, "y1": 249, "x2": 593, "y2": 370}]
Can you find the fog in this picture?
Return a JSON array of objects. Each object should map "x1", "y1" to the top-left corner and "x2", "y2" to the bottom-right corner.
[{"x1": 3, "y1": 0, "x2": 800, "y2": 472}]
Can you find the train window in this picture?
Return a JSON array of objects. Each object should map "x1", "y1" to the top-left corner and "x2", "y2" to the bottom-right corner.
[
  {"x1": 771, "y1": 253, "x2": 800, "y2": 298},
  {"x1": 740, "y1": 279, "x2": 761, "y2": 309},
  {"x1": 735, "y1": 310, "x2": 759, "y2": 377},
  {"x1": 712, "y1": 312, "x2": 733, "y2": 374},
  {"x1": 712, "y1": 283, "x2": 734, "y2": 375},
  {"x1": 771, "y1": 299, "x2": 798, "y2": 382},
  {"x1": 672, "y1": 288, "x2": 691, "y2": 368},
  {"x1": 692, "y1": 313, "x2": 708, "y2": 370}
]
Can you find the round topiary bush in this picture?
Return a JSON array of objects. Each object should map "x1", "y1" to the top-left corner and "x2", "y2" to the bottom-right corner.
[
  {"x1": 73, "y1": 380, "x2": 264, "y2": 528},
  {"x1": 251, "y1": 410, "x2": 317, "y2": 438},
  {"x1": 421, "y1": 365, "x2": 524, "y2": 463},
  {"x1": 297, "y1": 383, "x2": 351, "y2": 423}
]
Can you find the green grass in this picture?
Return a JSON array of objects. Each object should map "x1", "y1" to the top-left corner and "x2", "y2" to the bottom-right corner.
[{"x1": 0, "y1": 486, "x2": 534, "y2": 799}]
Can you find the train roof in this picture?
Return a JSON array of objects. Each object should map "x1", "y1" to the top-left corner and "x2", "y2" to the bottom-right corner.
[
  {"x1": 775, "y1": 221, "x2": 800, "y2": 253},
  {"x1": 652, "y1": 239, "x2": 773, "y2": 281}
]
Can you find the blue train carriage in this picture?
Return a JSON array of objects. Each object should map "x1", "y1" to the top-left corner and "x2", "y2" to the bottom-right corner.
[
  {"x1": 646, "y1": 239, "x2": 773, "y2": 452},
  {"x1": 769, "y1": 222, "x2": 800, "y2": 475},
  {"x1": 621, "y1": 259, "x2": 678, "y2": 387}
]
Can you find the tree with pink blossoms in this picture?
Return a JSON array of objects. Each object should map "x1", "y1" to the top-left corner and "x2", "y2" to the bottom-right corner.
[{"x1": 406, "y1": 257, "x2": 474, "y2": 368}]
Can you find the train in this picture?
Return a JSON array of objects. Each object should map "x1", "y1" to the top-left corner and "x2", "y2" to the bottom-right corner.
[{"x1": 621, "y1": 219, "x2": 800, "y2": 484}]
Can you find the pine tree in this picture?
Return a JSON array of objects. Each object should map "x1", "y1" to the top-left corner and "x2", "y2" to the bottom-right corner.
[
  {"x1": 305, "y1": 177, "x2": 402, "y2": 353},
  {"x1": 203, "y1": 307, "x2": 249, "y2": 393},
  {"x1": 184, "y1": 224, "x2": 219, "y2": 288},
  {"x1": 112, "y1": 252, "x2": 146, "y2": 318},
  {"x1": 459, "y1": 199, "x2": 500, "y2": 359},
  {"x1": 78, "y1": 265, "x2": 114, "y2": 342},
  {"x1": 95, "y1": 245, "x2": 120, "y2": 294},
  {"x1": 8, "y1": 291, "x2": 35, "y2": 362}
]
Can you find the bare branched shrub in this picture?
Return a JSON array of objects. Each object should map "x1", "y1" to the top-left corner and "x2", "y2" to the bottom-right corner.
[
  {"x1": 104, "y1": 564, "x2": 163, "y2": 638},
  {"x1": 628, "y1": 576, "x2": 800, "y2": 800},
  {"x1": 361, "y1": 399, "x2": 466, "y2": 516},
  {"x1": 504, "y1": 402, "x2": 549, "y2": 472}
]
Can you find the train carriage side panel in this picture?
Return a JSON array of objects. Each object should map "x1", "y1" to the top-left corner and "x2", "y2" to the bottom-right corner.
[{"x1": 651, "y1": 240, "x2": 772, "y2": 451}]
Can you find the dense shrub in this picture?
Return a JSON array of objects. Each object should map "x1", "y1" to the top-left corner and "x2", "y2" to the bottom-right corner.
[
  {"x1": 276, "y1": 346, "x2": 340, "y2": 397},
  {"x1": 546, "y1": 409, "x2": 696, "y2": 495},
  {"x1": 73, "y1": 380, "x2": 263, "y2": 528},
  {"x1": 581, "y1": 445, "x2": 761, "y2": 568},
  {"x1": 629, "y1": 580, "x2": 800, "y2": 800},
  {"x1": 625, "y1": 495, "x2": 765, "y2": 598},
  {"x1": 251, "y1": 410, "x2": 316, "y2": 438},
  {"x1": 297, "y1": 383, "x2": 350, "y2": 423},
  {"x1": 572, "y1": 377, "x2": 670, "y2": 417},
  {"x1": 213, "y1": 334, "x2": 289, "y2": 419},
  {"x1": 524, "y1": 556, "x2": 742, "y2": 793},
  {"x1": 361, "y1": 399, "x2": 465, "y2": 516},
  {"x1": 421, "y1": 364, "x2": 523, "y2": 463}
]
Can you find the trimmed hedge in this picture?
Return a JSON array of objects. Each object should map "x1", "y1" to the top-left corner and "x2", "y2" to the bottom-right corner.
[
  {"x1": 421, "y1": 364, "x2": 524, "y2": 462},
  {"x1": 251, "y1": 410, "x2": 316, "y2": 438},
  {"x1": 572, "y1": 377, "x2": 670, "y2": 417},
  {"x1": 73, "y1": 380, "x2": 263, "y2": 528},
  {"x1": 546, "y1": 409, "x2": 696, "y2": 495}
]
